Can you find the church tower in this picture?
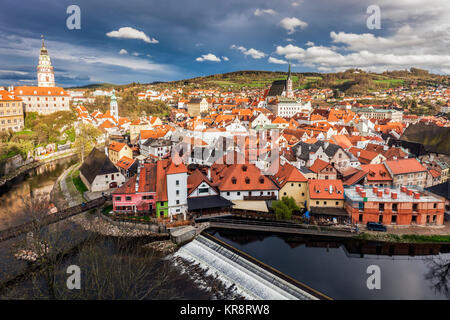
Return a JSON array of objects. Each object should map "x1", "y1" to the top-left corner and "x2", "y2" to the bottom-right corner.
[
  {"x1": 37, "y1": 36, "x2": 55, "y2": 87},
  {"x1": 286, "y1": 63, "x2": 293, "y2": 98},
  {"x1": 110, "y1": 89, "x2": 119, "y2": 122}
]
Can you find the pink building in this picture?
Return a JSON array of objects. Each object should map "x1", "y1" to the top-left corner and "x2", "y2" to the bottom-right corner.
[{"x1": 112, "y1": 163, "x2": 157, "y2": 213}]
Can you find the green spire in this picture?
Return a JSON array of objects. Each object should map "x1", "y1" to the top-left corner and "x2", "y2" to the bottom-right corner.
[{"x1": 287, "y1": 63, "x2": 291, "y2": 79}]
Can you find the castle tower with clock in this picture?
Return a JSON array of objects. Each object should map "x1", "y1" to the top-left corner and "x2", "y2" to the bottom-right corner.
[{"x1": 37, "y1": 36, "x2": 55, "y2": 87}]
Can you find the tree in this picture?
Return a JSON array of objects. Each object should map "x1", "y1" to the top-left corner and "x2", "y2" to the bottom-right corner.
[
  {"x1": 272, "y1": 196, "x2": 299, "y2": 220},
  {"x1": 74, "y1": 122, "x2": 101, "y2": 163}
]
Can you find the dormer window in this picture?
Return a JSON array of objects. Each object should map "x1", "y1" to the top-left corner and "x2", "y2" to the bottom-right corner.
[
  {"x1": 245, "y1": 177, "x2": 250, "y2": 184},
  {"x1": 232, "y1": 177, "x2": 237, "y2": 184},
  {"x1": 259, "y1": 177, "x2": 264, "y2": 184}
]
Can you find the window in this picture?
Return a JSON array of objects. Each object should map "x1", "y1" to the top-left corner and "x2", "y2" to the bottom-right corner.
[
  {"x1": 176, "y1": 190, "x2": 179, "y2": 196},
  {"x1": 359, "y1": 214, "x2": 363, "y2": 222},
  {"x1": 413, "y1": 203, "x2": 418, "y2": 212},
  {"x1": 198, "y1": 187, "x2": 209, "y2": 194},
  {"x1": 392, "y1": 203, "x2": 398, "y2": 212},
  {"x1": 391, "y1": 215, "x2": 397, "y2": 224},
  {"x1": 237, "y1": 192, "x2": 240, "y2": 196},
  {"x1": 379, "y1": 203, "x2": 385, "y2": 212},
  {"x1": 176, "y1": 200, "x2": 179, "y2": 205},
  {"x1": 316, "y1": 201, "x2": 319, "y2": 205},
  {"x1": 412, "y1": 215, "x2": 417, "y2": 223},
  {"x1": 359, "y1": 202, "x2": 364, "y2": 210},
  {"x1": 115, "y1": 197, "x2": 121, "y2": 201},
  {"x1": 126, "y1": 196, "x2": 132, "y2": 201},
  {"x1": 284, "y1": 192, "x2": 287, "y2": 195},
  {"x1": 433, "y1": 203, "x2": 437, "y2": 209},
  {"x1": 378, "y1": 215, "x2": 383, "y2": 223},
  {"x1": 176, "y1": 180, "x2": 179, "y2": 186},
  {"x1": 336, "y1": 201, "x2": 339, "y2": 206},
  {"x1": 324, "y1": 201, "x2": 327, "y2": 205}
]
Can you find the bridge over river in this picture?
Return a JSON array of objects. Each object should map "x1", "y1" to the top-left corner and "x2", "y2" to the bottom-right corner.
[{"x1": 0, "y1": 196, "x2": 109, "y2": 243}]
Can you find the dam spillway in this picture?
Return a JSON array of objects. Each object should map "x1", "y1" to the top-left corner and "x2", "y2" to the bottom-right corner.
[{"x1": 172, "y1": 234, "x2": 321, "y2": 300}]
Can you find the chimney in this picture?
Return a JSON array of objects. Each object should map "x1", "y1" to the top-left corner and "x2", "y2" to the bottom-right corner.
[
  {"x1": 329, "y1": 185, "x2": 333, "y2": 194},
  {"x1": 377, "y1": 191, "x2": 383, "y2": 198},
  {"x1": 360, "y1": 191, "x2": 366, "y2": 197},
  {"x1": 391, "y1": 192, "x2": 397, "y2": 199},
  {"x1": 373, "y1": 186, "x2": 378, "y2": 194},
  {"x1": 135, "y1": 165, "x2": 141, "y2": 192},
  {"x1": 407, "y1": 189, "x2": 413, "y2": 196},
  {"x1": 414, "y1": 193, "x2": 420, "y2": 199},
  {"x1": 384, "y1": 188, "x2": 390, "y2": 195},
  {"x1": 401, "y1": 186, "x2": 407, "y2": 193},
  {"x1": 357, "y1": 151, "x2": 361, "y2": 157},
  {"x1": 207, "y1": 168, "x2": 211, "y2": 181}
]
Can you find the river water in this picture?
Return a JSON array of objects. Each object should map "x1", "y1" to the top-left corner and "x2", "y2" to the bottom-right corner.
[
  {"x1": 0, "y1": 156, "x2": 77, "y2": 230},
  {"x1": 206, "y1": 229, "x2": 450, "y2": 300}
]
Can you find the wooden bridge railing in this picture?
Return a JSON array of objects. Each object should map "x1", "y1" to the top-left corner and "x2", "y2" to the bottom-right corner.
[{"x1": 0, "y1": 196, "x2": 111, "y2": 243}]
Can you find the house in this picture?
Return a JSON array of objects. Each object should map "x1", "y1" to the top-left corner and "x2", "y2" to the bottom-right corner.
[
  {"x1": 186, "y1": 169, "x2": 233, "y2": 215},
  {"x1": 210, "y1": 162, "x2": 278, "y2": 200},
  {"x1": 345, "y1": 185, "x2": 445, "y2": 226},
  {"x1": 271, "y1": 163, "x2": 308, "y2": 207},
  {"x1": 112, "y1": 163, "x2": 157, "y2": 214},
  {"x1": 309, "y1": 159, "x2": 337, "y2": 180},
  {"x1": 360, "y1": 164, "x2": 393, "y2": 187},
  {"x1": 384, "y1": 158, "x2": 428, "y2": 188},
  {"x1": 79, "y1": 148, "x2": 125, "y2": 192},
  {"x1": 115, "y1": 156, "x2": 138, "y2": 178},
  {"x1": 187, "y1": 98, "x2": 208, "y2": 117},
  {"x1": 349, "y1": 147, "x2": 386, "y2": 165},
  {"x1": 140, "y1": 138, "x2": 173, "y2": 158},
  {"x1": 306, "y1": 179, "x2": 348, "y2": 223},
  {"x1": 108, "y1": 141, "x2": 133, "y2": 164},
  {"x1": 155, "y1": 159, "x2": 188, "y2": 220}
]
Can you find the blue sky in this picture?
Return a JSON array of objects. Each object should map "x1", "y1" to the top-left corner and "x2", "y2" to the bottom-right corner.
[{"x1": 0, "y1": 0, "x2": 449, "y2": 87}]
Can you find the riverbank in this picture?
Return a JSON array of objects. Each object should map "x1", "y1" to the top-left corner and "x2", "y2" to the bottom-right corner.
[{"x1": 0, "y1": 150, "x2": 76, "y2": 188}]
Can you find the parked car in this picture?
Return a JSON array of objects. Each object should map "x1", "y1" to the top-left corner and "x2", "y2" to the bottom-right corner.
[{"x1": 366, "y1": 222, "x2": 387, "y2": 232}]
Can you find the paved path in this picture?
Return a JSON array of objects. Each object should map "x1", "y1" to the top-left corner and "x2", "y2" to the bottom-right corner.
[{"x1": 59, "y1": 163, "x2": 83, "y2": 207}]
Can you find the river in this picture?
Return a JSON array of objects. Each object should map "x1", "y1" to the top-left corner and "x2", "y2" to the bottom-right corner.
[
  {"x1": 206, "y1": 228, "x2": 450, "y2": 299},
  {"x1": 0, "y1": 156, "x2": 77, "y2": 230}
]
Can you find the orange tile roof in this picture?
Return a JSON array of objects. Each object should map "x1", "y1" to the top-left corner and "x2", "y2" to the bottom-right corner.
[
  {"x1": 14, "y1": 86, "x2": 69, "y2": 96},
  {"x1": 271, "y1": 162, "x2": 307, "y2": 188},
  {"x1": 0, "y1": 90, "x2": 22, "y2": 101},
  {"x1": 361, "y1": 164, "x2": 392, "y2": 181},
  {"x1": 210, "y1": 162, "x2": 277, "y2": 192},
  {"x1": 309, "y1": 159, "x2": 332, "y2": 173},
  {"x1": 109, "y1": 141, "x2": 127, "y2": 152},
  {"x1": 308, "y1": 179, "x2": 344, "y2": 200},
  {"x1": 385, "y1": 158, "x2": 427, "y2": 175},
  {"x1": 116, "y1": 156, "x2": 135, "y2": 170}
]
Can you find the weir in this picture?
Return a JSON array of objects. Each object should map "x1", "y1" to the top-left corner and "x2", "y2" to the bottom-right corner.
[{"x1": 173, "y1": 234, "x2": 328, "y2": 300}]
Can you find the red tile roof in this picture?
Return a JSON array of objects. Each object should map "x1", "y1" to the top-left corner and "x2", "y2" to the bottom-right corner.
[
  {"x1": 116, "y1": 156, "x2": 136, "y2": 170},
  {"x1": 361, "y1": 164, "x2": 392, "y2": 181},
  {"x1": 308, "y1": 179, "x2": 344, "y2": 200},
  {"x1": 385, "y1": 158, "x2": 427, "y2": 175},
  {"x1": 210, "y1": 162, "x2": 278, "y2": 191},
  {"x1": 271, "y1": 162, "x2": 307, "y2": 188}
]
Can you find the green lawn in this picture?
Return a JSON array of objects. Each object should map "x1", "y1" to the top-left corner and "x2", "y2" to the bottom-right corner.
[{"x1": 72, "y1": 169, "x2": 88, "y2": 194}]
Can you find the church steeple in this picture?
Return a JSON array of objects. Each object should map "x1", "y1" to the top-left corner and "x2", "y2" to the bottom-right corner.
[
  {"x1": 286, "y1": 63, "x2": 293, "y2": 98},
  {"x1": 37, "y1": 35, "x2": 55, "y2": 87}
]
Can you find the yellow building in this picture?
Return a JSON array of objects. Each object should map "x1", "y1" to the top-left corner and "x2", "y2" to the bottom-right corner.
[
  {"x1": 306, "y1": 179, "x2": 345, "y2": 211},
  {"x1": 0, "y1": 90, "x2": 24, "y2": 132},
  {"x1": 187, "y1": 98, "x2": 208, "y2": 117},
  {"x1": 108, "y1": 141, "x2": 133, "y2": 164},
  {"x1": 271, "y1": 163, "x2": 308, "y2": 207}
]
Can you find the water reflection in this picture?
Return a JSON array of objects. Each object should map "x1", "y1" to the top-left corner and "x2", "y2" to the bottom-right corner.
[
  {"x1": 0, "y1": 156, "x2": 77, "y2": 229},
  {"x1": 208, "y1": 229, "x2": 450, "y2": 299}
]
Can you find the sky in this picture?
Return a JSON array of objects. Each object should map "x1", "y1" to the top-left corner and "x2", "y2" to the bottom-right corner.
[{"x1": 0, "y1": 0, "x2": 449, "y2": 87}]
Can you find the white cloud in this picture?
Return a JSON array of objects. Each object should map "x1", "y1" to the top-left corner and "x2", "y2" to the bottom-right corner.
[
  {"x1": 106, "y1": 27, "x2": 159, "y2": 44},
  {"x1": 291, "y1": 1, "x2": 301, "y2": 7},
  {"x1": 230, "y1": 45, "x2": 266, "y2": 59},
  {"x1": 132, "y1": 52, "x2": 140, "y2": 56},
  {"x1": 254, "y1": 8, "x2": 277, "y2": 16},
  {"x1": 268, "y1": 57, "x2": 288, "y2": 64},
  {"x1": 196, "y1": 53, "x2": 221, "y2": 62},
  {"x1": 280, "y1": 17, "x2": 308, "y2": 34},
  {"x1": 222, "y1": 56, "x2": 229, "y2": 61},
  {"x1": 306, "y1": 41, "x2": 314, "y2": 47},
  {"x1": 286, "y1": 38, "x2": 294, "y2": 42},
  {"x1": 119, "y1": 49, "x2": 128, "y2": 55}
]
